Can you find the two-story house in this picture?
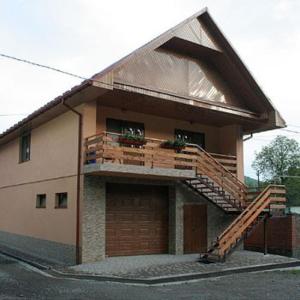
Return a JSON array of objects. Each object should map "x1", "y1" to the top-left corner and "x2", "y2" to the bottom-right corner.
[{"x1": 0, "y1": 9, "x2": 286, "y2": 265}]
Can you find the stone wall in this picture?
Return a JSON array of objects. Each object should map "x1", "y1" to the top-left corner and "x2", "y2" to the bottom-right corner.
[
  {"x1": 82, "y1": 176, "x2": 106, "y2": 263},
  {"x1": 168, "y1": 186, "x2": 183, "y2": 254}
]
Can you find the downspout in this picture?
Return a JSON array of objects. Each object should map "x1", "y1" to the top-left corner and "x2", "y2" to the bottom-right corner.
[{"x1": 62, "y1": 99, "x2": 82, "y2": 265}]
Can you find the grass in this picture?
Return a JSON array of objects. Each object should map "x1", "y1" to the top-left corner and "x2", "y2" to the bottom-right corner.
[{"x1": 282, "y1": 269, "x2": 300, "y2": 275}]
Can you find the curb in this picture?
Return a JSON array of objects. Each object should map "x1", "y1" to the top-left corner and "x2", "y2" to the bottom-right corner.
[
  {"x1": 1, "y1": 250, "x2": 300, "y2": 285},
  {"x1": 48, "y1": 260, "x2": 300, "y2": 285},
  {"x1": 0, "y1": 249, "x2": 51, "y2": 271}
]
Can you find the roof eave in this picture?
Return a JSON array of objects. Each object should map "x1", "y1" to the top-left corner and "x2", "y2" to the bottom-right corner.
[{"x1": 199, "y1": 11, "x2": 285, "y2": 121}]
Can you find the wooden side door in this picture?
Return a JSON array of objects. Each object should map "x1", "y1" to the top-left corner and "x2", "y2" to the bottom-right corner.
[{"x1": 184, "y1": 204, "x2": 207, "y2": 253}]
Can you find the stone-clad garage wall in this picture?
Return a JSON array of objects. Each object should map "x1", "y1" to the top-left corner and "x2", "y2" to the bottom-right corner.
[
  {"x1": 82, "y1": 176, "x2": 106, "y2": 263},
  {"x1": 82, "y1": 176, "x2": 236, "y2": 263},
  {"x1": 170, "y1": 183, "x2": 236, "y2": 254}
]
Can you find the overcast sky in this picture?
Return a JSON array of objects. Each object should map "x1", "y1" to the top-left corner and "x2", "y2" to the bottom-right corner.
[{"x1": 0, "y1": 0, "x2": 299, "y2": 177}]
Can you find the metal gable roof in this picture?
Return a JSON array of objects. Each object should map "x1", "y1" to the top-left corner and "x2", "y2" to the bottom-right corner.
[{"x1": 0, "y1": 8, "x2": 285, "y2": 141}]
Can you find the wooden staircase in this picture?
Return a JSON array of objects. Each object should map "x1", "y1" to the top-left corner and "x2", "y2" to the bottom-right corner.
[
  {"x1": 202, "y1": 185, "x2": 286, "y2": 262},
  {"x1": 183, "y1": 145, "x2": 286, "y2": 262},
  {"x1": 184, "y1": 144, "x2": 248, "y2": 213}
]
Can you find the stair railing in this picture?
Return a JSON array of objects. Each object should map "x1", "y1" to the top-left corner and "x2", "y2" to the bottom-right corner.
[
  {"x1": 187, "y1": 143, "x2": 248, "y2": 207},
  {"x1": 213, "y1": 185, "x2": 286, "y2": 257}
]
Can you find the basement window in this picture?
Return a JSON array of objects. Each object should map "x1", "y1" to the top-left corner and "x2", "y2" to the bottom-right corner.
[
  {"x1": 19, "y1": 131, "x2": 31, "y2": 162},
  {"x1": 36, "y1": 194, "x2": 46, "y2": 208},
  {"x1": 55, "y1": 193, "x2": 68, "y2": 209}
]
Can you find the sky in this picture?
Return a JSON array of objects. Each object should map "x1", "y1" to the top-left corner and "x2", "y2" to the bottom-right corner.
[{"x1": 0, "y1": 0, "x2": 299, "y2": 178}]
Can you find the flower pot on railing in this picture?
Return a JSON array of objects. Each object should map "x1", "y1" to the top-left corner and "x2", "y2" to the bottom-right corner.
[
  {"x1": 160, "y1": 140, "x2": 186, "y2": 151},
  {"x1": 86, "y1": 149, "x2": 96, "y2": 164},
  {"x1": 118, "y1": 133, "x2": 147, "y2": 147}
]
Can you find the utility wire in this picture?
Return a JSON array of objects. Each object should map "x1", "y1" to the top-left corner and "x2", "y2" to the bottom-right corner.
[
  {"x1": 0, "y1": 52, "x2": 115, "y2": 119},
  {"x1": 0, "y1": 53, "x2": 88, "y2": 81},
  {"x1": 280, "y1": 128, "x2": 300, "y2": 134},
  {"x1": 0, "y1": 114, "x2": 28, "y2": 116},
  {"x1": 287, "y1": 124, "x2": 300, "y2": 128},
  {"x1": 0, "y1": 53, "x2": 113, "y2": 89}
]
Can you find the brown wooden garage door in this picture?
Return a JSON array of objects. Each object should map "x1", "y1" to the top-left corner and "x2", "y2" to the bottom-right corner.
[{"x1": 106, "y1": 183, "x2": 169, "y2": 257}]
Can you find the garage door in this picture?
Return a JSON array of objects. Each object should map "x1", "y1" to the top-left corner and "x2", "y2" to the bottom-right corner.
[{"x1": 106, "y1": 183, "x2": 169, "y2": 257}]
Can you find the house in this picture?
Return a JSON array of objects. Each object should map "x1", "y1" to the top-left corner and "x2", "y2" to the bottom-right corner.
[{"x1": 0, "y1": 9, "x2": 287, "y2": 265}]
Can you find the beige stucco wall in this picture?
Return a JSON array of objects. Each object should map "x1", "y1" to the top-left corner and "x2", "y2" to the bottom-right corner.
[
  {"x1": 0, "y1": 110, "x2": 79, "y2": 245},
  {"x1": 219, "y1": 125, "x2": 244, "y2": 182},
  {"x1": 96, "y1": 105, "x2": 221, "y2": 153},
  {"x1": 83, "y1": 101, "x2": 97, "y2": 138},
  {"x1": 0, "y1": 177, "x2": 77, "y2": 245},
  {"x1": 0, "y1": 110, "x2": 78, "y2": 186}
]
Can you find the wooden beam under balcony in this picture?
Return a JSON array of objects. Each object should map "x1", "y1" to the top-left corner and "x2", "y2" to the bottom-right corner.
[{"x1": 84, "y1": 163, "x2": 196, "y2": 180}]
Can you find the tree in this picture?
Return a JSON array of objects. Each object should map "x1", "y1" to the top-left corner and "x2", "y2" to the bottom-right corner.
[
  {"x1": 285, "y1": 167, "x2": 300, "y2": 206},
  {"x1": 252, "y1": 135, "x2": 300, "y2": 184},
  {"x1": 252, "y1": 135, "x2": 300, "y2": 206}
]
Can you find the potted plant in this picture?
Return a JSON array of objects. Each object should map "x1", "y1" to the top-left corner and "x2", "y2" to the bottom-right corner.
[
  {"x1": 160, "y1": 139, "x2": 186, "y2": 151},
  {"x1": 118, "y1": 132, "x2": 147, "y2": 146},
  {"x1": 86, "y1": 147, "x2": 97, "y2": 164}
]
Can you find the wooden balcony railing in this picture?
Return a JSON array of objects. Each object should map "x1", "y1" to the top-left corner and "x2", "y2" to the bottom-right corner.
[
  {"x1": 85, "y1": 132, "x2": 238, "y2": 173},
  {"x1": 84, "y1": 132, "x2": 199, "y2": 170}
]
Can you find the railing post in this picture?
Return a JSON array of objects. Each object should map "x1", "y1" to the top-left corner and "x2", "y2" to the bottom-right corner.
[
  {"x1": 263, "y1": 216, "x2": 268, "y2": 255},
  {"x1": 151, "y1": 145, "x2": 154, "y2": 169}
]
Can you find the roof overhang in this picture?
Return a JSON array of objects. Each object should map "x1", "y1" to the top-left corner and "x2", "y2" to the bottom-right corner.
[{"x1": 95, "y1": 84, "x2": 271, "y2": 131}]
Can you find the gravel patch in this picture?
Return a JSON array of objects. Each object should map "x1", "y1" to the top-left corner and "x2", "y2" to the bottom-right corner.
[{"x1": 70, "y1": 253, "x2": 199, "y2": 276}]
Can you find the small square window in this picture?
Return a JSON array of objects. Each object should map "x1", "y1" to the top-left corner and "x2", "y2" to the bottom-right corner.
[
  {"x1": 55, "y1": 193, "x2": 68, "y2": 209},
  {"x1": 36, "y1": 194, "x2": 46, "y2": 208}
]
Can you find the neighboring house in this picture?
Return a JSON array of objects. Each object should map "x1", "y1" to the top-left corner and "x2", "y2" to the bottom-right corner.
[
  {"x1": 286, "y1": 207, "x2": 300, "y2": 214},
  {"x1": 0, "y1": 9, "x2": 287, "y2": 265}
]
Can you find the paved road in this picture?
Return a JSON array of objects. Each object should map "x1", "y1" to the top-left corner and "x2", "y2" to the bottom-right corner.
[{"x1": 1, "y1": 254, "x2": 300, "y2": 300}]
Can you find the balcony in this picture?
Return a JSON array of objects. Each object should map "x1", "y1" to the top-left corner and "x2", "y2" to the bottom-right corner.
[{"x1": 84, "y1": 132, "x2": 238, "y2": 181}]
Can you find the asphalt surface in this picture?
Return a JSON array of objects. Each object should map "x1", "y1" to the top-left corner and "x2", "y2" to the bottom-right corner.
[{"x1": 1, "y1": 253, "x2": 300, "y2": 300}]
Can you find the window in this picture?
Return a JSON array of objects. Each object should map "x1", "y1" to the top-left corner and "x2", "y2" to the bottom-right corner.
[
  {"x1": 36, "y1": 194, "x2": 46, "y2": 208},
  {"x1": 19, "y1": 131, "x2": 31, "y2": 162},
  {"x1": 106, "y1": 118, "x2": 145, "y2": 136},
  {"x1": 175, "y1": 129, "x2": 205, "y2": 149},
  {"x1": 55, "y1": 193, "x2": 68, "y2": 208}
]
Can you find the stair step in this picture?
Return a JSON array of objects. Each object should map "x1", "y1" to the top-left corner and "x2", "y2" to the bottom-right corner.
[{"x1": 185, "y1": 170, "x2": 246, "y2": 214}]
